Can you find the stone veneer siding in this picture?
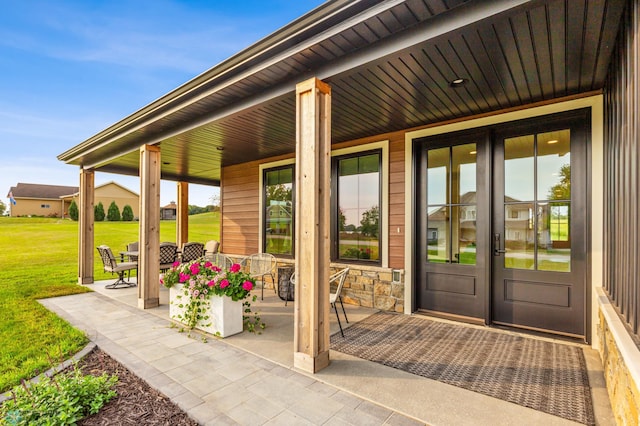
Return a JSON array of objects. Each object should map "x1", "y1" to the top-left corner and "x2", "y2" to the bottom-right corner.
[
  {"x1": 597, "y1": 294, "x2": 640, "y2": 425},
  {"x1": 225, "y1": 256, "x2": 405, "y2": 313}
]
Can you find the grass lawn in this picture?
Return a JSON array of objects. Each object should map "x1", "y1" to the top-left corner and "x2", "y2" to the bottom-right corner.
[{"x1": 0, "y1": 213, "x2": 219, "y2": 393}]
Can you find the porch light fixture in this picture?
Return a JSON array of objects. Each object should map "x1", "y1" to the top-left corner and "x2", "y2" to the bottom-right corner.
[
  {"x1": 469, "y1": 150, "x2": 477, "y2": 155},
  {"x1": 163, "y1": 162, "x2": 171, "y2": 165},
  {"x1": 450, "y1": 78, "x2": 466, "y2": 87},
  {"x1": 216, "y1": 146, "x2": 224, "y2": 151},
  {"x1": 547, "y1": 139, "x2": 558, "y2": 144}
]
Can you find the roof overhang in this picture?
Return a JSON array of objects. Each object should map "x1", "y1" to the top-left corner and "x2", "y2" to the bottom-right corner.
[{"x1": 58, "y1": 0, "x2": 626, "y2": 186}]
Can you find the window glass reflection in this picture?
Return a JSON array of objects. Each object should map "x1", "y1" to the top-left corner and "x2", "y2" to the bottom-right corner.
[
  {"x1": 504, "y1": 203, "x2": 535, "y2": 270},
  {"x1": 537, "y1": 202, "x2": 571, "y2": 272},
  {"x1": 338, "y1": 153, "x2": 380, "y2": 262},
  {"x1": 427, "y1": 148, "x2": 448, "y2": 205},
  {"x1": 264, "y1": 167, "x2": 294, "y2": 255},
  {"x1": 505, "y1": 135, "x2": 534, "y2": 201},
  {"x1": 427, "y1": 206, "x2": 449, "y2": 263},
  {"x1": 537, "y1": 130, "x2": 571, "y2": 201}
]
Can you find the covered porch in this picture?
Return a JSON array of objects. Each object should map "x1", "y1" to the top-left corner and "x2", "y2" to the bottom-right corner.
[{"x1": 40, "y1": 277, "x2": 614, "y2": 425}]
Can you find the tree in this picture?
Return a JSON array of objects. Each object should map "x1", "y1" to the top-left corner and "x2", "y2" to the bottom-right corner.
[
  {"x1": 548, "y1": 164, "x2": 571, "y2": 200},
  {"x1": 121, "y1": 205, "x2": 134, "y2": 221},
  {"x1": 360, "y1": 205, "x2": 379, "y2": 238},
  {"x1": 0, "y1": 200, "x2": 6, "y2": 216},
  {"x1": 107, "y1": 201, "x2": 120, "y2": 221},
  {"x1": 94, "y1": 202, "x2": 105, "y2": 221},
  {"x1": 68, "y1": 200, "x2": 79, "y2": 221}
]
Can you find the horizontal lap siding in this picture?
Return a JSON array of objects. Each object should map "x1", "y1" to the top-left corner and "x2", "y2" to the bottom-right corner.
[
  {"x1": 220, "y1": 132, "x2": 407, "y2": 267},
  {"x1": 221, "y1": 162, "x2": 260, "y2": 256},
  {"x1": 388, "y1": 134, "x2": 405, "y2": 270}
]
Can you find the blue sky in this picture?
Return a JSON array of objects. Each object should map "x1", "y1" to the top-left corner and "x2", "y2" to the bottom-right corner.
[{"x1": 1, "y1": 0, "x2": 324, "y2": 207}]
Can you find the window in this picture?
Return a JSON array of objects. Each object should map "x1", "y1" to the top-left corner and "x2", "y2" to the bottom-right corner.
[
  {"x1": 41, "y1": 204, "x2": 50, "y2": 208},
  {"x1": 263, "y1": 165, "x2": 294, "y2": 256},
  {"x1": 333, "y1": 151, "x2": 381, "y2": 263}
]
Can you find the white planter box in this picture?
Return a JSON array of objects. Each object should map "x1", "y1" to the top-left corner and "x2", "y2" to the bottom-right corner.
[{"x1": 169, "y1": 284, "x2": 243, "y2": 337}]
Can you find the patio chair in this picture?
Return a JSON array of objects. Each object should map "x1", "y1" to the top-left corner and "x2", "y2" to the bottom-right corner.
[
  {"x1": 159, "y1": 242, "x2": 179, "y2": 272},
  {"x1": 97, "y1": 245, "x2": 137, "y2": 289},
  {"x1": 242, "y1": 253, "x2": 277, "y2": 300},
  {"x1": 330, "y1": 267, "x2": 350, "y2": 337},
  {"x1": 126, "y1": 241, "x2": 139, "y2": 262},
  {"x1": 208, "y1": 252, "x2": 233, "y2": 270},
  {"x1": 204, "y1": 240, "x2": 220, "y2": 259},
  {"x1": 180, "y1": 242, "x2": 205, "y2": 263}
]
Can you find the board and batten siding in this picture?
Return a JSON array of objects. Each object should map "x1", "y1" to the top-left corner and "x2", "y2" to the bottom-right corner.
[{"x1": 220, "y1": 131, "x2": 407, "y2": 271}]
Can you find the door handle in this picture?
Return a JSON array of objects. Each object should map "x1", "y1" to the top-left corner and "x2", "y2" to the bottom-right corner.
[{"x1": 494, "y1": 233, "x2": 507, "y2": 256}]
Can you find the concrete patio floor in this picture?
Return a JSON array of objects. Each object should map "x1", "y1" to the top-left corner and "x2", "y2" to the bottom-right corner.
[{"x1": 40, "y1": 279, "x2": 615, "y2": 425}]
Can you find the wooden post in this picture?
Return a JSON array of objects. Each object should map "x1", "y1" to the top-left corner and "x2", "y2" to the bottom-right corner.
[
  {"x1": 138, "y1": 145, "x2": 161, "y2": 309},
  {"x1": 176, "y1": 181, "x2": 189, "y2": 248},
  {"x1": 78, "y1": 168, "x2": 94, "y2": 284},
  {"x1": 294, "y1": 77, "x2": 331, "y2": 373}
]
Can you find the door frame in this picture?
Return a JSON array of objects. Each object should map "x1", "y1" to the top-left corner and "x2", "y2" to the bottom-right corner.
[{"x1": 404, "y1": 96, "x2": 601, "y2": 343}]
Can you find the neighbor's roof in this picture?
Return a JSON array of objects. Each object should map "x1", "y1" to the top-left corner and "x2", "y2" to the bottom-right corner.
[
  {"x1": 9, "y1": 183, "x2": 79, "y2": 200},
  {"x1": 61, "y1": 181, "x2": 139, "y2": 198}
]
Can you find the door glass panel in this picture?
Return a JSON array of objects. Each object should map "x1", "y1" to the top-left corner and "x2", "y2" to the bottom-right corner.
[
  {"x1": 538, "y1": 202, "x2": 571, "y2": 272},
  {"x1": 427, "y1": 148, "x2": 448, "y2": 205},
  {"x1": 427, "y1": 143, "x2": 476, "y2": 265},
  {"x1": 504, "y1": 135, "x2": 534, "y2": 201},
  {"x1": 427, "y1": 206, "x2": 449, "y2": 263},
  {"x1": 538, "y1": 130, "x2": 571, "y2": 201},
  {"x1": 457, "y1": 205, "x2": 477, "y2": 264},
  {"x1": 504, "y1": 203, "x2": 535, "y2": 269},
  {"x1": 452, "y1": 144, "x2": 477, "y2": 204}
]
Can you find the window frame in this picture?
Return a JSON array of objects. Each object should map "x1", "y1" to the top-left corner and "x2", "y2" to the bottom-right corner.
[
  {"x1": 331, "y1": 148, "x2": 383, "y2": 266},
  {"x1": 259, "y1": 160, "x2": 295, "y2": 258}
]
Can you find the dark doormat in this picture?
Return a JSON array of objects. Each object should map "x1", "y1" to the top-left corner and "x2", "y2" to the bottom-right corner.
[{"x1": 330, "y1": 312, "x2": 595, "y2": 425}]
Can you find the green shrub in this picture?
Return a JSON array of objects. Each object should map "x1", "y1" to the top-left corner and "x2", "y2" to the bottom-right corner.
[
  {"x1": 0, "y1": 365, "x2": 117, "y2": 425},
  {"x1": 68, "y1": 201, "x2": 78, "y2": 221},
  {"x1": 121, "y1": 205, "x2": 134, "y2": 221},
  {"x1": 106, "y1": 201, "x2": 120, "y2": 222},
  {"x1": 94, "y1": 202, "x2": 105, "y2": 222}
]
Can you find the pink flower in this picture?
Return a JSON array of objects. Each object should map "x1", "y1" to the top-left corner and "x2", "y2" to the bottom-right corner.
[
  {"x1": 189, "y1": 263, "x2": 200, "y2": 275},
  {"x1": 242, "y1": 280, "x2": 253, "y2": 291},
  {"x1": 207, "y1": 280, "x2": 216, "y2": 287},
  {"x1": 159, "y1": 277, "x2": 164, "y2": 285},
  {"x1": 172, "y1": 261, "x2": 180, "y2": 268},
  {"x1": 219, "y1": 279, "x2": 230, "y2": 289},
  {"x1": 212, "y1": 265, "x2": 221, "y2": 272},
  {"x1": 230, "y1": 263, "x2": 241, "y2": 273},
  {"x1": 204, "y1": 261, "x2": 213, "y2": 268},
  {"x1": 179, "y1": 272, "x2": 190, "y2": 283}
]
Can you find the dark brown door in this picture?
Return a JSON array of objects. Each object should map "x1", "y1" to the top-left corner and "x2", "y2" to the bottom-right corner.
[
  {"x1": 491, "y1": 112, "x2": 588, "y2": 337},
  {"x1": 416, "y1": 130, "x2": 489, "y2": 321}
]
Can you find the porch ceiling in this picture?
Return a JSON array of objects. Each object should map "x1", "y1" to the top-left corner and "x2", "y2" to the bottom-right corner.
[{"x1": 58, "y1": 0, "x2": 625, "y2": 186}]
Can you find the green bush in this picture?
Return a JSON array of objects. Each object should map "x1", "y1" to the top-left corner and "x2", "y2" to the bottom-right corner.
[
  {"x1": 106, "y1": 201, "x2": 120, "y2": 222},
  {"x1": 0, "y1": 365, "x2": 117, "y2": 425},
  {"x1": 94, "y1": 202, "x2": 105, "y2": 222},
  {"x1": 68, "y1": 201, "x2": 78, "y2": 221},
  {"x1": 121, "y1": 205, "x2": 134, "y2": 221}
]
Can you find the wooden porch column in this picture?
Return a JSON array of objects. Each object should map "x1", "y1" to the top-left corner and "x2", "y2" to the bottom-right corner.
[
  {"x1": 294, "y1": 77, "x2": 331, "y2": 373},
  {"x1": 78, "y1": 168, "x2": 94, "y2": 284},
  {"x1": 138, "y1": 145, "x2": 161, "y2": 309},
  {"x1": 176, "y1": 181, "x2": 189, "y2": 247}
]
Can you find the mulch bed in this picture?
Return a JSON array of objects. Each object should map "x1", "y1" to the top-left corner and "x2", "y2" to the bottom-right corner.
[{"x1": 77, "y1": 348, "x2": 197, "y2": 426}]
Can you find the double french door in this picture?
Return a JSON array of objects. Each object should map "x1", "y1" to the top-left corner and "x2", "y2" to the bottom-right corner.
[{"x1": 416, "y1": 110, "x2": 588, "y2": 338}]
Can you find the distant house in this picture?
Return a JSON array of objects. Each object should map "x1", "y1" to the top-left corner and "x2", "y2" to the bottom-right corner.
[
  {"x1": 160, "y1": 201, "x2": 177, "y2": 220},
  {"x1": 60, "y1": 181, "x2": 139, "y2": 219},
  {"x1": 7, "y1": 183, "x2": 78, "y2": 217},
  {"x1": 6, "y1": 181, "x2": 139, "y2": 218}
]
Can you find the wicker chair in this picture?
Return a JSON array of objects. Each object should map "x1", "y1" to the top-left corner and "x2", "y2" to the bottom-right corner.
[
  {"x1": 180, "y1": 242, "x2": 205, "y2": 263},
  {"x1": 126, "y1": 241, "x2": 139, "y2": 262},
  {"x1": 97, "y1": 245, "x2": 137, "y2": 289},
  {"x1": 207, "y1": 253, "x2": 233, "y2": 270},
  {"x1": 159, "y1": 242, "x2": 179, "y2": 272},
  {"x1": 242, "y1": 253, "x2": 277, "y2": 300}
]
